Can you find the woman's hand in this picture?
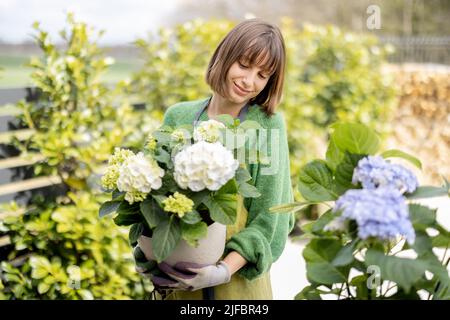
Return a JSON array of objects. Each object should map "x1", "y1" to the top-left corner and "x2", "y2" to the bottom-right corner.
[
  {"x1": 133, "y1": 246, "x2": 179, "y2": 289},
  {"x1": 157, "y1": 261, "x2": 231, "y2": 291},
  {"x1": 155, "y1": 251, "x2": 248, "y2": 291}
]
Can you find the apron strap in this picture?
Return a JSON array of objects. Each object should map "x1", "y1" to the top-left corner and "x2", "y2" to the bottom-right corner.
[
  {"x1": 193, "y1": 96, "x2": 251, "y2": 126},
  {"x1": 202, "y1": 287, "x2": 215, "y2": 300}
]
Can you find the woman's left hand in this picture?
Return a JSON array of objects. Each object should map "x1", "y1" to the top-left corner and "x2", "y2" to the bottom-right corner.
[{"x1": 157, "y1": 261, "x2": 231, "y2": 291}]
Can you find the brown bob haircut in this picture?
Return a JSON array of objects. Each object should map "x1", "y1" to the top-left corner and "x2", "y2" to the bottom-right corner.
[{"x1": 205, "y1": 19, "x2": 286, "y2": 116}]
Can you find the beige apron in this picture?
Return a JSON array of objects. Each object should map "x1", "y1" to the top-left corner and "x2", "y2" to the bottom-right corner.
[{"x1": 158, "y1": 194, "x2": 272, "y2": 300}]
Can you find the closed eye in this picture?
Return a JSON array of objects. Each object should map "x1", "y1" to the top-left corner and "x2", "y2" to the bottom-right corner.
[{"x1": 238, "y1": 61, "x2": 249, "y2": 69}]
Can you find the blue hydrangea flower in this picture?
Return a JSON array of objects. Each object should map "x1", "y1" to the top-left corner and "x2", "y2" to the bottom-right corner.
[
  {"x1": 352, "y1": 155, "x2": 418, "y2": 193},
  {"x1": 333, "y1": 187, "x2": 415, "y2": 244}
]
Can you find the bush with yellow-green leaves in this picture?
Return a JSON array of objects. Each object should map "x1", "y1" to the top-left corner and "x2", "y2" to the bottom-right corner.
[{"x1": 0, "y1": 13, "x2": 154, "y2": 299}]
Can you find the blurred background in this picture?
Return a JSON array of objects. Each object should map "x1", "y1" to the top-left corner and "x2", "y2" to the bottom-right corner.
[{"x1": 0, "y1": 0, "x2": 449, "y2": 299}]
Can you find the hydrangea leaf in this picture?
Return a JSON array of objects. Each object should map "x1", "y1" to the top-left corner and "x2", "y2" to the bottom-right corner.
[
  {"x1": 129, "y1": 222, "x2": 145, "y2": 246},
  {"x1": 180, "y1": 221, "x2": 208, "y2": 247},
  {"x1": 152, "y1": 217, "x2": 181, "y2": 262},
  {"x1": 380, "y1": 149, "x2": 422, "y2": 170},
  {"x1": 181, "y1": 210, "x2": 202, "y2": 225},
  {"x1": 99, "y1": 200, "x2": 121, "y2": 217},
  {"x1": 331, "y1": 122, "x2": 380, "y2": 155},
  {"x1": 365, "y1": 249, "x2": 428, "y2": 293},
  {"x1": 141, "y1": 197, "x2": 167, "y2": 229},
  {"x1": 203, "y1": 194, "x2": 237, "y2": 225},
  {"x1": 303, "y1": 239, "x2": 350, "y2": 285},
  {"x1": 298, "y1": 160, "x2": 338, "y2": 201}
]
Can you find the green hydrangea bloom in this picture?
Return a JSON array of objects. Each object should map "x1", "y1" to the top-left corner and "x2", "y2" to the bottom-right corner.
[{"x1": 162, "y1": 192, "x2": 194, "y2": 218}]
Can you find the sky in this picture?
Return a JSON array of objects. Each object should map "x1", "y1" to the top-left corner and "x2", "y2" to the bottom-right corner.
[{"x1": 0, "y1": 0, "x2": 179, "y2": 45}]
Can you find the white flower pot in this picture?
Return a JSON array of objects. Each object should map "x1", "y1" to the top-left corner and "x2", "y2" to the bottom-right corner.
[{"x1": 137, "y1": 222, "x2": 227, "y2": 266}]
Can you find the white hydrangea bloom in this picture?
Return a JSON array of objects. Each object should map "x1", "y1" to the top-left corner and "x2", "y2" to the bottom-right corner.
[
  {"x1": 174, "y1": 141, "x2": 239, "y2": 191},
  {"x1": 117, "y1": 152, "x2": 165, "y2": 203},
  {"x1": 193, "y1": 119, "x2": 226, "y2": 143}
]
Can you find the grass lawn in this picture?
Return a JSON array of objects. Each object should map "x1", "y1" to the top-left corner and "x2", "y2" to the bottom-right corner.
[{"x1": 0, "y1": 54, "x2": 141, "y2": 88}]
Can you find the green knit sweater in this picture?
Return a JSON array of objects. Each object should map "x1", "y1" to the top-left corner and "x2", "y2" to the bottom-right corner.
[{"x1": 162, "y1": 97, "x2": 295, "y2": 281}]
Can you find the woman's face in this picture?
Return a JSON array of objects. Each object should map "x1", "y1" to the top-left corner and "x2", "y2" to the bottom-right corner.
[{"x1": 225, "y1": 58, "x2": 271, "y2": 104}]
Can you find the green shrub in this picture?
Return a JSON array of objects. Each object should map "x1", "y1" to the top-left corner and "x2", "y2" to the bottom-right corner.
[
  {"x1": 1, "y1": 192, "x2": 152, "y2": 299},
  {"x1": 0, "y1": 13, "x2": 152, "y2": 299}
]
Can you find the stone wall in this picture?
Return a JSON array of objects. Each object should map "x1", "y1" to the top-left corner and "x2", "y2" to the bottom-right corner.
[{"x1": 384, "y1": 64, "x2": 450, "y2": 185}]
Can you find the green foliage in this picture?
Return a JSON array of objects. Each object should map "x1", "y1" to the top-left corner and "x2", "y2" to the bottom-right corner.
[
  {"x1": 272, "y1": 122, "x2": 450, "y2": 300},
  {"x1": 100, "y1": 120, "x2": 260, "y2": 262},
  {"x1": 0, "y1": 13, "x2": 152, "y2": 299},
  {"x1": 0, "y1": 192, "x2": 152, "y2": 299}
]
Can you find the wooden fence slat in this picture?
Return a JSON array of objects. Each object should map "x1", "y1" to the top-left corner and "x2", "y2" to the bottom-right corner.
[
  {"x1": 0, "y1": 175, "x2": 62, "y2": 197},
  {"x1": 0, "y1": 235, "x2": 11, "y2": 247},
  {"x1": 0, "y1": 128, "x2": 36, "y2": 144},
  {"x1": 0, "y1": 153, "x2": 46, "y2": 170},
  {"x1": 0, "y1": 208, "x2": 26, "y2": 220}
]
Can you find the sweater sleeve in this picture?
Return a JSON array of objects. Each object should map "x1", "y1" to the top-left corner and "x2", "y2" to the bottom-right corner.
[{"x1": 224, "y1": 112, "x2": 295, "y2": 280}]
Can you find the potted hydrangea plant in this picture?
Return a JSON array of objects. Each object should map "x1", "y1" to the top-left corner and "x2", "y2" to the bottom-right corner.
[
  {"x1": 271, "y1": 122, "x2": 450, "y2": 300},
  {"x1": 99, "y1": 117, "x2": 262, "y2": 265}
]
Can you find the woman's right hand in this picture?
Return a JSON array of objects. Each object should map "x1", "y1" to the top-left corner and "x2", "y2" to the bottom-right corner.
[{"x1": 133, "y1": 246, "x2": 180, "y2": 289}]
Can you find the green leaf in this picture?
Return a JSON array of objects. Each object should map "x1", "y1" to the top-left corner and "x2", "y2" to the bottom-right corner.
[
  {"x1": 411, "y1": 231, "x2": 433, "y2": 256},
  {"x1": 181, "y1": 221, "x2": 208, "y2": 247},
  {"x1": 204, "y1": 194, "x2": 237, "y2": 225},
  {"x1": 332, "y1": 240, "x2": 356, "y2": 267},
  {"x1": 408, "y1": 203, "x2": 436, "y2": 230},
  {"x1": 238, "y1": 181, "x2": 261, "y2": 198},
  {"x1": 431, "y1": 233, "x2": 450, "y2": 248},
  {"x1": 181, "y1": 210, "x2": 202, "y2": 225},
  {"x1": 99, "y1": 201, "x2": 120, "y2": 218},
  {"x1": 38, "y1": 282, "x2": 50, "y2": 294},
  {"x1": 152, "y1": 195, "x2": 168, "y2": 207},
  {"x1": 113, "y1": 213, "x2": 142, "y2": 226},
  {"x1": 303, "y1": 239, "x2": 350, "y2": 285},
  {"x1": 380, "y1": 149, "x2": 422, "y2": 170},
  {"x1": 187, "y1": 190, "x2": 210, "y2": 207},
  {"x1": 295, "y1": 285, "x2": 323, "y2": 300},
  {"x1": 419, "y1": 252, "x2": 450, "y2": 300},
  {"x1": 334, "y1": 152, "x2": 365, "y2": 194},
  {"x1": 217, "y1": 179, "x2": 238, "y2": 195},
  {"x1": 140, "y1": 198, "x2": 168, "y2": 228},
  {"x1": 112, "y1": 190, "x2": 125, "y2": 201},
  {"x1": 269, "y1": 201, "x2": 315, "y2": 214},
  {"x1": 325, "y1": 135, "x2": 344, "y2": 172},
  {"x1": 78, "y1": 289, "x2": 94, "y2": 300},
  {"x1": 129, "y1": 222, "x2": 145, "y2": 246},
  {"x1": 350, "y1": 275, "x2": 369, "y2": 299},
  {"x1": 331, "y1": 122, "x2": 380, "y2": 155},
  {"x1": 312, "y1": 209, "x2": 336, "y2": 233},
  {"x1": 215, "y1": 114, "x2": 235, "y2": 127},
  {"x1": 298, "y1": 160, "x2": 338, "y2": 201},
  {"x1": 117, "y1": 201, "x2": 140, "y2": 215},
  {"x1": 406, "y1": 186, "x2": 449, "y2": 200},
  {"x1": 152, "y1": 217, "x2": 181, "y2": 262},
  {"x1": 238, "y1": 120, "x2": 262, "y2": 130},
  {"x1": 365, "y1": 249, "x2": 428, "y2": 293},
  {"x1": 235, "y1": 166, "x2": 252, "y2": 183},
  {"x1": 154, "y1": 147, "x2": 171, "y2": 164}
]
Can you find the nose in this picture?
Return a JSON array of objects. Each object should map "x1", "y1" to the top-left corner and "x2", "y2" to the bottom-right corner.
[{"x1": 242, "y1": 70, "x2": 257, "y2": 88}]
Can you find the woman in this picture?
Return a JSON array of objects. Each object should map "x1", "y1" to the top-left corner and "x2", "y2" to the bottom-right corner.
[{"x1": 135, "y1": 18, "x2": 295, "y2": 300}]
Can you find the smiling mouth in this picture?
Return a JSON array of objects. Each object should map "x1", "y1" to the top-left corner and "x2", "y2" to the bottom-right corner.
[{"x1": 233, "y1": 82, "x2": 251, "y2": 95}]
